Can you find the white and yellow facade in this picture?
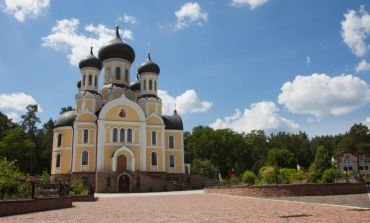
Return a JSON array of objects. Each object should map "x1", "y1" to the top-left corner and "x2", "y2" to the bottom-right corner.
[{"x1": 51, "y1": 26, "x2": 185, "y2": 193}]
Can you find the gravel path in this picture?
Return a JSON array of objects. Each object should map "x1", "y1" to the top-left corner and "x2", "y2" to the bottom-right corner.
[{"x1": 1, "y1": 193, "x2": 370, "y2": 223}]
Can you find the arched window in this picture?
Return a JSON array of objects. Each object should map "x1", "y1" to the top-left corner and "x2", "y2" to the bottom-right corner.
[
  {"x1": 169, "y1": 136, "x2": 174, "y2": 149},
  {"x1": 127, "y1": 129, "x2": 132, "y2": 143},
  {"x1": 83, "y1": 129, "x2": 89, "y2": 144},
  {"x1": 88, "y1": 75, "x2": 92, "y2": 86},
  {"x1": 82, "y1": 150, "x2": 88, "y2": 165},
  {"x1": 106, "y1": 68, "x2": 111, "y2": 81},
  {"x1": 154, "y1": 81, "x2": 157, "y2": 91},
  {"x1": 152, "y1": 152, "x2": 157, "y2": 166},
  {"x1": 57, "y1": 133, "x2": 62, "y2": 147},
  {"x1": 82, "y1": 75, "x2": 86, "y2": 86},
  {"x1": 112, "y1": 128, "x2": 118, "y2": 143},
  {"x1": 120, "y1": 129, "x2": 125, "y2": 143},
  {"x1": 125, "y1": 69, "x2": 129, "y2": 82},
  {"x1": 116, "y1": 67, "x2": 121, "y2": 80},
  {"x1": 143, "y1": 80, "x2": 146, "y2": 90},
  {"x1": 151, "y1": 131, "x2": 156, "y2": 145},
  {"x1": 95, "y1": 76, "x2": 97, "y2": 87},
  {"x1": 56, "y1": 154, "x2": 61, "y2": 167},
  {"x1": 169, "y1": 155, "x2": 175, "y2": 168},
  {"x1": 149, "y1": 80, "x2": 153, "y2": 90}
]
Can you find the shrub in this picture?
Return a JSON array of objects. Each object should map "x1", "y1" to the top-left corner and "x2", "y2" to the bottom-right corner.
[
  {"x1": 241, "y1": 170, "x2": 256, "y2": 185},
  {"x1": 279, "y1": 168, "x2": 305, "y2": 184},
  {"x1": 191, "y1": 159, "x2": 217, "y2": 178},
  {"x1": 321, "y1": 168, "x2": 337, "y2": 183},
  {"x1": 0, "y1": 158, "x2": 28, "y2": 199},
  {"x1": 259, "y1": 166, "x2": 279, "y2": 184},
  {"x1": 69, "y1": 179, "x2": 88, "y2": 196}
]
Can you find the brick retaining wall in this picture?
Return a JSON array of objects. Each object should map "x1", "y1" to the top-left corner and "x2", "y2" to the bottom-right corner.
[
  {"x1": 205, "y1": 183, "x2": 367, "y2": 197},
  {"x1": 0, "y1": 197, "x2": 73, "y2": 216}
]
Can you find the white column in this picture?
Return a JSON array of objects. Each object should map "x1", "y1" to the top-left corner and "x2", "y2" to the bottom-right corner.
[
  {"x1": 140, "y1": 122, "x2": 147, "y2": 171},
  {"x1": 96, "y1": 120, "x2": 105, "y2": 171}
]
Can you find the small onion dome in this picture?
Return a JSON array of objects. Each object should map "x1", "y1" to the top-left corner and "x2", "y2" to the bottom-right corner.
[
  {"x1": 98, "y1": 25, "x2": 135, "y2": 63},
  {"x1": 77, "y1": 80, "x2": 81, "y2": 89},
  {"x1": 79, "y1": 47, "x2": 102, "y2": 70},
  {"x1": 55, "y1": 110, "x2": 76, "y2": 128},
  {"x1": 138, "y1": 52, "x2": 160, "y2": 74},
  {"x1": 162, "y1": 110, "x2": 183, "y2": 130}
]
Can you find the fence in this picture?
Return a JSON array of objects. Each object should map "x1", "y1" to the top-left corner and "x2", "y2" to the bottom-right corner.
[{"x1": 0, "y1": 180, "x2": 69, "y2": 200}]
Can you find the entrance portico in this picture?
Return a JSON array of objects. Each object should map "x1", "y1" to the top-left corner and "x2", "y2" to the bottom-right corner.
[{"x1": 112, "y1": 147, "x2": 135, "y2": 172}]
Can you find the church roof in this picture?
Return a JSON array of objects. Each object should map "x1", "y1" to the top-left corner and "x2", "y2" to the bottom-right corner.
[
  {"x1": 130, "y1": 81, "x2": 140, "y2": 91},
  {"x1": 79, "y1": 47, "x2": 102, "y2": 70},
  {"x1": 162, "y1": 111, "x2": 183, "y2": 130},
  {"x1": 138, "y1": 52, "x2": 160, "y2": 74},
  {"x1": 54, "y1": 110, "x2": 76, "y2": 128}
]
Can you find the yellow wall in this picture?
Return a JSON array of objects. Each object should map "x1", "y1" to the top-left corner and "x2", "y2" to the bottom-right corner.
[
  {"x1": 51, "y1": 150, "x2": 71, "y2": 174},
  {"x1": 146, "y1": 148, "x2": 164, "y2": 172},
  {"x1": 165, "y1": 150, "x2": 183, "y2": 173},
  {"x1": 146, "y1": 129, "x2": 162, "y2": 146},
  {"x1": 74, "y1": 146, "x2": 95, "y2": 172},
  {"x1": 105, "y1": 105, "x2": 140, "y2": 121},
  {"x1": 54, "y1": 128, "x2": 73, "y2": 148}
]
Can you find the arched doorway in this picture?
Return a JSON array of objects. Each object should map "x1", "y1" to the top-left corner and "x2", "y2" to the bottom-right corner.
[
  {"x1": 118, "y1": 174, "x2": 130, "y2": 193},
  {"x1": 117, "y1": 155, "x2": 127, "y2": 171}
]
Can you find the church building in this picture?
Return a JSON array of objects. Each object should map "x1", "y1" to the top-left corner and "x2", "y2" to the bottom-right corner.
[{"x1": 50, "y1": 25, "x2": 188, "y2": 193}]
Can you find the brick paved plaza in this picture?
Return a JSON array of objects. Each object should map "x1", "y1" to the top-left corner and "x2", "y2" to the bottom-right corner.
[{"x1": 1, "y1": 192, "x2": 370, "y2": 223}]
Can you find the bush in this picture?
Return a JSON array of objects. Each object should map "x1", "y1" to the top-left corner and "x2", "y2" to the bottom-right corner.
[
  {"x1": 0, "y1": 158, "x2": 28, "y2": 199},
  {"x1": 191, "y1": 159, "x2": 217, "y2": 178},
  {"x1": 321, "y1": 168, "x2": 336, "y2": 183},
  {"x1": 259, "y1": 166, "x2": 279, "y2": 184},
  {"x1": 241, "y1": 170, "x2": 256, "y2": 185},
  {"x1": 69, "y1": 179, "x2": 88, "y2": 196},
  {"x1": 279, "y1": 168, "x2": 305, "y2": 184}
]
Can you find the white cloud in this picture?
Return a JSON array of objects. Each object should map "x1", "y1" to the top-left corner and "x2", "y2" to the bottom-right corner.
[
  {"x1": 3, "y1": 0, "x2": 50, "y2": 22},
  {"x1": 5, "y1": 112, "x2": 20, "y2": 122},
  {"x1": 158, "y1": 89, "x2": 213, "y2": 115},
  {"x1": 0, "y1": 92, "x2": 42, "y2": 112},
  {"x1": 278, "y1": 73, "x2": 370, "y2": 118},
  {"x1": 119, "y1": 14, "x2": 137, "y2": 25},
  {"x1": 209, "y1": 101, "x2": 299, "y2": 134},
  {"x1": 42, "y1": 18, "x2": 134, "y2": 66},
  {"x1": 230, "y1": 0, "x2": 269, "y2": 9},
  {"x1": 355, "y1": 59, "x2": 370, "y2": 72},
  {"x1": 306, "y1": 56, "x2": 311, "y2": 65},
  {"x1": 341, "y1": 6, "x2": 370, "y2": 57},
  {"x1": 175, "y1": 2, "x2": 208, "y2": 30},
  {"x1": 364, "y1": 117, "x2": 370, "y2": 127}
]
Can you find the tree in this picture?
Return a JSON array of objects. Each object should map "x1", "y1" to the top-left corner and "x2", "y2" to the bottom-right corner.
[
  {"x1": 244, "y1": 130, "x2": 268, "y2": 173},
  {"x1": 21, "y1": 104, "x2": 40, "y2": 137},
  {"x1": 191, "y1": 159, "x2": 217, "y2": 178},
  {"x1": 267, "y1": 148, "x2": 297, "y2": 168},
  {"x1": 0, "y1": 111, "x2": 17, "y2": 139},
  {"x1": 337, "y1": 123, "x2": 370, "y2": 174},
  {"x1": 0, "y1": 127, "x2": 35, "y2": 173},
  {"x1": 37, "y1": 118, "x2": 54, "y2": 173},
  {"x1": 311, "y1": 146, "x2": 331, "y2": 180},
  {"x1": 60, "y1": 106, "x2": 74, "y2": 115}
]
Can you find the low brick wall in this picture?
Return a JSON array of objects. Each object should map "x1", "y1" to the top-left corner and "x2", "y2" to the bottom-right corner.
[
  {"x1": 71, "y1": 195, "x2": 96, "y2": 202},
  {"x1": 0, "y1": 197, "x2": 73, "y2": 216},
  {"x1": 205, "y1": 183, "x2": 367, "y2": 197}
]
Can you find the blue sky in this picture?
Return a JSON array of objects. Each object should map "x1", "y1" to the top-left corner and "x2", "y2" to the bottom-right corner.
[{"x1": 0, "y1": 0, "x2": 370, "y2": 136}]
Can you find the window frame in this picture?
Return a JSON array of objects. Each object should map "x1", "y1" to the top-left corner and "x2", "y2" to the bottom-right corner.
[
  {"x1": 56, "y1": 154, "x2": 61, "y2": 168},
  {"x1": 125, "y1": 69, "x2": 129, "y2": 82},
  {"x1": 169, "y1": 155, "x2": 175, "y2": 168},
  {"x1": 169, "y1": 135, "x2": 174, "y2": 149},
  {"x1": 127, "y1": 128, "x2": 133, "y2": 143},
  {"x1": 106, "y1": 68, "x2": 111, "y2": 81},
  {"x1": 83, "y1": 129, "x2": 89, "y2": 144},
  {"x1": 81, "y1": 150, "x2": 89, "y2": 166},
  {"x1": 112, "y1": 128, "x2": 118, "y2": 143},
  {"x1": 120, "y1": 128, "x2": 125, "y2": 143},
  {"x1": 57, "y1": 133, "x2": 62, "y2": 147},
  {"x1": 149, "y1": 80, "x2": 153, "y2": 90},
  {"x1": 88, "y1": 74, "x2": 92, "y2": 86},
  {"x1": 151, "y1": 152, "x2": 157, "y2": 166},
  {"x1": 151, "y1": 131, "x2": 157, "y2": 145},
  {"x1": 116, "y1": 67, "x2": 121, "y2": 80}
]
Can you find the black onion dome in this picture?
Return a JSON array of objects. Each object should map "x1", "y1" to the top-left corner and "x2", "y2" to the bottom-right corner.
[
  {"x1": 55, "y1": 111, "x2": 76, "y2": 128},
  {"x1": 77, "y1": 80, "x2": 81, "y2": 89},
  {"x1": 162, "y1": 110, "x2": 183, "y2": 130},
  {"x1": 79, "y1": 47, "x2": 102, "y2": 70},
  {"x1": 98, "y1": 25, "x2": 135, "y2": 63},
  {"x1": 138, "y1": 52, "x2": 160, "y2": 74}
]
